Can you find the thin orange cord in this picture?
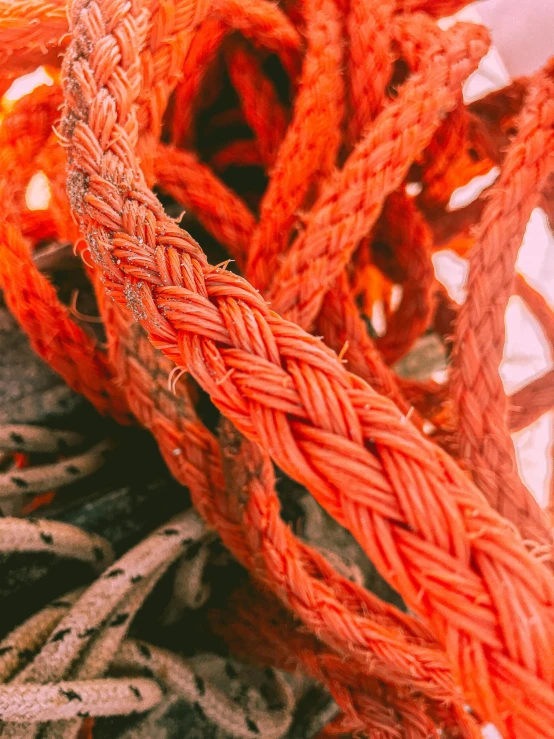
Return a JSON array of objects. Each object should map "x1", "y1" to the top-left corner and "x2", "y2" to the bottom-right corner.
[{"x1": 452, "y1": 63, "x2": 554, "y2": 548}]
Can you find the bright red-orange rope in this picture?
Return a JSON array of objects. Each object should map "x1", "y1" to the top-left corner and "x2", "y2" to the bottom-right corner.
[{"x1": 1, "y1": 0, "x2": 554, "y2": 736}]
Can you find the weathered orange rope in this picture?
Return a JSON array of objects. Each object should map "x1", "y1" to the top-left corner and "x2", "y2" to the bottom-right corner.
[
  {"x1": 452, "y1": 62, "x2": 554, "y2": 549},
  {"x1": 1, "y1": 1, "x2": 554, "y2": 736},
  {"x1": 267, "y1": 18, "x2": 488, "y2": 329},
  {"x1": 57, "y1": 2, "x2": 554, "y2": 737},
  {"x1": 226, "y1": 36, "x2": 289, "y2": 168},
  {"x1": 18, "y1": 101, "x2": 453, "y2": 733}
]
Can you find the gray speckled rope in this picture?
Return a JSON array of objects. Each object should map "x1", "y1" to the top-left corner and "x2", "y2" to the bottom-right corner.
[
  {"x1": 11, "y1": 511, "x2": 205, "y2": 687},
  {"x1": 0, "y1": 440, "x2": 112, "y2": 497},
  {"x1": 0, "y1": 511, "x2": 206, "y2": 739},
  {"x1": 0, "y1": 591, "x2": 83, "y2": 684},
  {"x1": 116, "y1": 642, "x2": 295, "y2": 739},
  {"x1": 0, "y1": 677, "x2": 162, "y2": 722},
  {"x1": 0, "y1": 518, "x2": 113, "y2": 571},
  {"x1": 0, "y1": 426, "x2": 84, "y2": 455}
]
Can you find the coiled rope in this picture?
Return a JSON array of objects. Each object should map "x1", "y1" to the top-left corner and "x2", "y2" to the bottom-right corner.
[{"x1": 0, "y1": 0, "x2": 553, "y2": 736}]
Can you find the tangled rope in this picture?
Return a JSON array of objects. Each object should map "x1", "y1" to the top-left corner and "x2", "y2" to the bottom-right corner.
[{"x1": 0, "y1": 0, "x2": 553, "y2": 737}]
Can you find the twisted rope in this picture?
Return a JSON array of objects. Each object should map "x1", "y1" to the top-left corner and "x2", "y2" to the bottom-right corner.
[
  {"x1": 58, "y1": 1, "x2": 554, "y2": 736},
  {"x1": 452, "y1": 62, "x2": 554, "y2": 548}
]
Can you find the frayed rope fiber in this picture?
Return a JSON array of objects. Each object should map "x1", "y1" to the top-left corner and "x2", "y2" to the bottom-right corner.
[{"x1": 0, "y1": 0, "x2": 553, "y2": 736}]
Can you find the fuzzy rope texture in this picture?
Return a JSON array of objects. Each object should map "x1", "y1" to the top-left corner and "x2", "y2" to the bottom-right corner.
[
  {"x1": 1, "y1": 0, "x2": 554, "y2": 736},
  {"x1": 57, "y1": 1, "x2": 554, "y2": 737},
  {"x1": 0, "y1": 25, "x2": 452, "y2": 736},
  {"x1": 452, "y1": 62, "x2": 554, "y2": 548}
]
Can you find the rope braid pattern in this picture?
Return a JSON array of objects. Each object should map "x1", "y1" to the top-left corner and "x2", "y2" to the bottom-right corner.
[
  {"x1": 246, "y1": 0, "x2": 344, "y2": 294},
  {"x1": 0, "y1": 514, "x2": 289, "y2": 737},
  {"x1": 57, "y1": 2, "x2": 554, "y2": 738},
  {"x1": 452, "y1": 63, "x2": 554, "y2": 549},
  {"x1": 267, "y1": 18, "x2": 488, "y2": 329},
  {"x1": 0, "y1": 22, "x2": 454, "y2": 733},
  {"x1": 1, "y1": 0, "x2": 554, "y2": 736}
]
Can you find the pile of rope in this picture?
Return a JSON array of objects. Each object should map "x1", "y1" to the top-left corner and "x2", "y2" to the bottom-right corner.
[{"x1": 0, "y1": 0, "x2": 553, "y2": 736}]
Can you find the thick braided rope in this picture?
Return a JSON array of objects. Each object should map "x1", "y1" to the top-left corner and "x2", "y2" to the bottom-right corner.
[
  {"x1": 60, "y1": 1, "x2": 554, "y2": 735},
  {"x1": 211, "y1": 587, "x2": 428, "y2": 739},
  {"x1": 87, "y1": 224, "x2": 475, "y2": 729},
  {"x1": 452, "y1": 63, "x2": 554, "y2": 549},
  {"x1": 0, "y1": 49, "x2": 453, "y2": 726},
  {"x1": 98, "y1": 278, "x2": 465, "y2": 726}
]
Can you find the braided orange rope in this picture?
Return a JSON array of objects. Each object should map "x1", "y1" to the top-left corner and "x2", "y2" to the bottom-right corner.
[
  {"x1": 267, "y1": 18, "x2": 488, "y2": 329},
  {"x1": 225, "y1": 36, "x2": 289, "y2": 169},
  {"x1": 0, "y1": 23, "x2": 455, "y2": 733},
  {"x1": 246, "y1": 0, "x2": 343, "y2": 294},
  {"x1": 2, "y1": 1, "x2": 554, "y2": 735},
  {"x1": 452, "y1": 62, "x2": 554, "y2": 549},
  {"x1": 56, "y1": 2, "x2": 554, "y2": 737}
]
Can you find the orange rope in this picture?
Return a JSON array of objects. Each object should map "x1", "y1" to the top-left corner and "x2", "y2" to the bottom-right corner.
[
  {"x1": 57, "y1": 2, "x2": 554, "y2": 736},
  {"x1": 1, "y1": 1, "x2": 554, "y2": 736},
  {"x1": 267, "y1": 18, "x2": 488, "y2": 329},
  {"x1": 452, "y1": 62, "x2": 554, "y2": 549}
]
